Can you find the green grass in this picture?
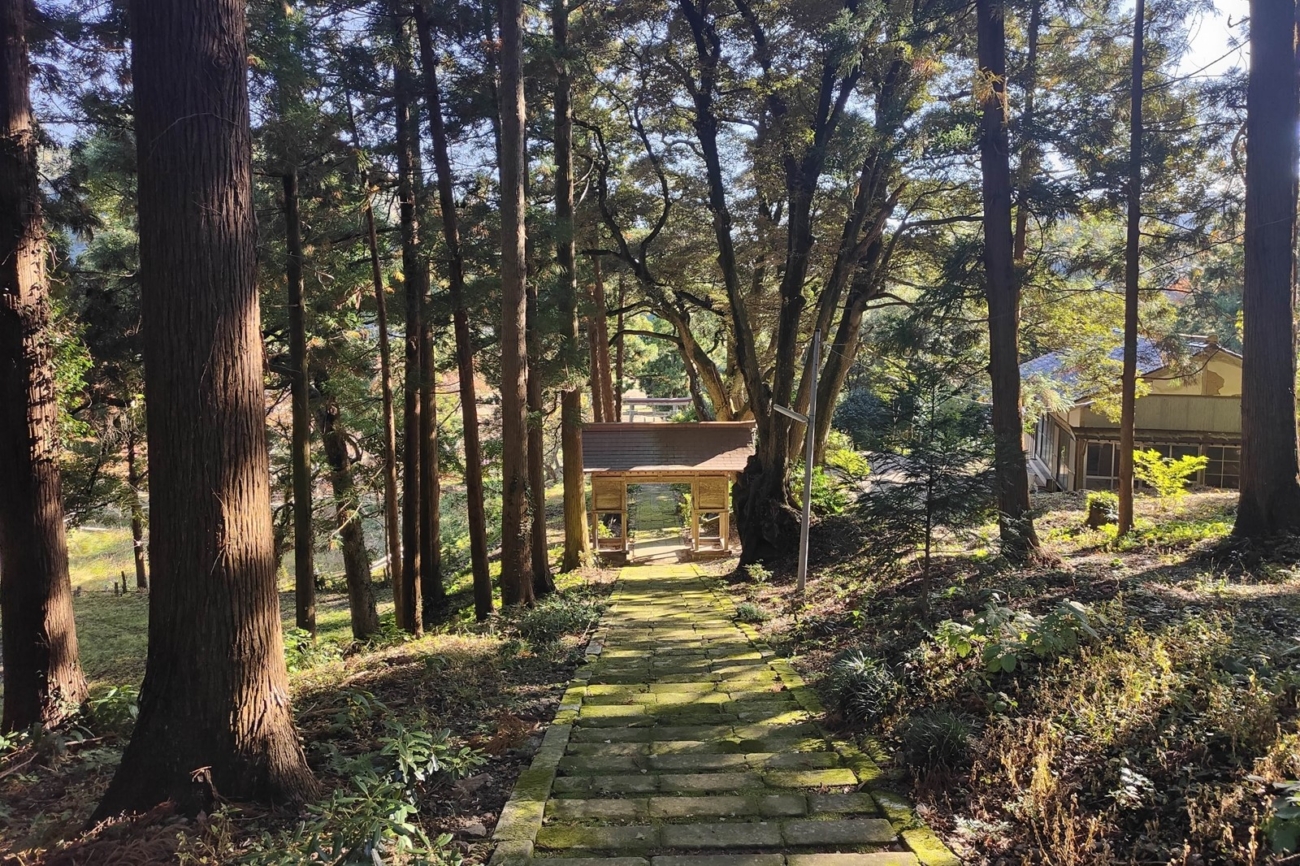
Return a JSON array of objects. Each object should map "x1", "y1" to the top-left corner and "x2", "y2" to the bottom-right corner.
[{"x1": 67, "y1": 526, "x2": 138, "y2": 592}]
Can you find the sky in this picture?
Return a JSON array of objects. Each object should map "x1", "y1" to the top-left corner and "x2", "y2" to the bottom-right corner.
[{"x1": 1179, "y1": 0, "x2": 1249, "y2": 76}]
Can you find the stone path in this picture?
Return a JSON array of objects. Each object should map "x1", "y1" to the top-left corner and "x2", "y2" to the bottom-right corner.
[{"x1": 491, "y1": 564, "x2": 959, "y2": 866}]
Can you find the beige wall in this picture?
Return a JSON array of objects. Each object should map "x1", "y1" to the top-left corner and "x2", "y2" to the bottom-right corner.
[{"x1": 1146, "y1": 351, "x2": 1242, "y2": 397}]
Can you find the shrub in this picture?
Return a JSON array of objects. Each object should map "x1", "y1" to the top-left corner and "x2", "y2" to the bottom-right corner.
[
  {"x1": 510, "y1": 593, "x2": 605, "y2": 648},
  {"x1": 935, "y1": 598, "x2": 1099, "y2": 673},
  {"x1": 1085, "y1": 490, "x2": 1119, "y2": 528},
  {"x1": 1265, "y1": 781, "x2": 1300, "y2": 853},
  {"x1": 734, "y1": 602, "x2": 770, "y2": 624},
  {"x1": 828, "y1": 650, "x2": 898, "y2": 726},
  {"x1": 896, "y1": 709, "x2": 973, "y2": 770},
  {"x1": 744, "y1": 563, "x2": 772, "y2": 585},
  {"x1": 85, "y1": 685, "x2": 139, "y2": 737},
  {"x1": 378, "y1": 723, "x2": 487, "y2": 791},
  {"x1": 284, "y1": 627, "x2": 345, "y2": 673},
  {"x1": 1133, "y1": 449, "x2": 1209, "y2": 503}
]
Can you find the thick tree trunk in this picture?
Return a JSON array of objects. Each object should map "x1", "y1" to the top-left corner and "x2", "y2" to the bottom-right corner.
[
  {"x1": 394, "y1": 30, "x2": 424, "y2": 634},
  {"x1": 347, "y1": 94, "x2": 403, "y2": 597},
  {"x1": 94, "y1": 0, "x2": 316, "y2": 816},
  {"x1": 126, "y1": 425, "x2": 149, "y2": 590},
  {"x1": 415, "y1": 8, "x2": 492, "y2": 619},
  {"x1": 284, "y1": 169, "x2": 315, "y2": 634},
  {"x1": 317, "y1": 396, "x2": 380, "y2": 640},
  {"x1": 1235, "y1": 0, "x2": 1300, "y2": 539},
  {"x1": 555, "y1": 0, "x2": 591, "y2": 573},
  {"x1": 499, "y1": 0, "x2": 535, "y2": 606},
  {"x1": 1117, "y1": 0, "x2": 1144, "y2": 537},
  {"x1": 0, "y1": 0, "x2": 88, "y2": 732},
  {"x1": 976, "y1": 0, "x2": 1041, "y2": 563}
]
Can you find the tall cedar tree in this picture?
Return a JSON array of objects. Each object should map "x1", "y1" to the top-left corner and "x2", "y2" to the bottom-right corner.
[
  {"x1": 94, "y1": 0, "x2": 316, "y2": 816},
  {"x1": 527, "y1": 280, "x2": 555, "y2": 594},
  {"x1": 499, "y1": 0, "x2": 535, "y2": 605},
  {"x1": 0, "y1": 0, "x2": 88, "y2": 731},
  {"x1": 345, "y1": 95, "x2": 404, "y2": 598},
  {"x1": 414, "y1": 2, "x2": 493, "y2": 618},
  {"x1": 1116, "y1": 0, "x2": 1144, "y2": 536},
  {"x1": 284, "y1": 168, "x2": 315, "y2": 633},
  {"x1": 975, "y1": 0, "x2": 1041, "y2": 562},
  {"x1": 1234, "y1": 0, "x2": 1300, "y2": 538},
  {"x1": 555, "y1": 0, "x2": 592, "y2": 572},
  {"x1": 394, "y1": 22, "x2": 425, "y2": 633}
]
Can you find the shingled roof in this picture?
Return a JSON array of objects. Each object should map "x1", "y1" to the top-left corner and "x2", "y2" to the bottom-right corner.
[{"x1": 582, "y1": 422, "x2": 756, "y2": 474}]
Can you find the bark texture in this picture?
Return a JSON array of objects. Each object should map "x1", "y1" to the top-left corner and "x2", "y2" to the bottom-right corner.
[
  {"x1": 318, "y1": 394, "x2": 380, "y2": 640},
  {"x1": 498, "y1": 0, "x2": 535, "y2": 605},
  {"x1": 414, "y1": 2, "x2": 493, "y2": 619},
  {"x1": 0, "y1": 0, "x2": 88, "y2": 732},
  {"x1": 1234, "y1": 0, "x2": 1300, "y2": 539},
  {"x1": 284, "y1": 169, "x2": 315, "y2": 633},
  {"x1": 95, "y1": 0, "x2": 315, "y2": 815},
  {"x1": 394, "y1": 30, "x2": 424, "y2": 633},
  {"x1": 976, "y1": 0, "x2": 1041, "y2": 562}
]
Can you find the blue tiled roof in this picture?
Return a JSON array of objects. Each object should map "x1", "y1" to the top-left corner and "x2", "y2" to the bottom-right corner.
[{"x1": 1019, "y1": 336, "x2": 1219, "y2": 397}]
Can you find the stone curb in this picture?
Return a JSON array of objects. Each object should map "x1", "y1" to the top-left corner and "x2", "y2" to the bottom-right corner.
[{"x1": 703, "y1": 570, "x2": 962, "y2": 866}]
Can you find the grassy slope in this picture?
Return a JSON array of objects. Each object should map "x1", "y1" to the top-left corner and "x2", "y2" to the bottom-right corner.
[
  {"x1": 716, "y1": 490, "x2": 1300, "y2": 865},
  {"x1": 2, "y1": 491, "x2": 613, "y2": 863}
]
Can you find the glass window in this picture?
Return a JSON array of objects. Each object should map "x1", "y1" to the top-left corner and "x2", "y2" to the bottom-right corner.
[
  {"x1": 1084, "y1": 442, "x2": 1118, "y2": 489},
  {"x1": 1204, "y1": 446, "x2": 1240, "y2": 489}
]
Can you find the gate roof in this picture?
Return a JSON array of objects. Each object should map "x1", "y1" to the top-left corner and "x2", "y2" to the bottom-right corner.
[{"x1": 582, "y1": 422, "x2": 756, "y2": 474}]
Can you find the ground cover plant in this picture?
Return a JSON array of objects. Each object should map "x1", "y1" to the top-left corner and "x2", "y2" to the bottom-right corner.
[
  {"x1": 0, "y1": 520, "x2": 616, "y2": 864},
  {"x1": 717, "y1": 491, "x2": 1300, "y2": 864}
]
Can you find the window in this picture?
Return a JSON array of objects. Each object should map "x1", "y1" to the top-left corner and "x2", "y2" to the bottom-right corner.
[
  {"x1": 1204, "y1": 446, "x2": 1240, "y2": 489},
  {"x1": 1034, "y1": 417, "x2": 1054, "y2": 461},
  {"x1": 1083, "y1": 442, "x2": 1118, "y2": 489}
]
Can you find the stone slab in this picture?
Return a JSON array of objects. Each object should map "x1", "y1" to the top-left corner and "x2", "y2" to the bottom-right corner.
[
  {"x1": 660, "y1": 821, "x2": 783, "y2": 849},
  {"x1": 781, "y1": 819, "x2": 897, "y2": 846},
  {"x1": 536, "y1": 825, "x2": 661, "y2": 851}
]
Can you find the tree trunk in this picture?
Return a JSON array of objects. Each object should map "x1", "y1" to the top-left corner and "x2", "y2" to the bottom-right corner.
[
  {"x1": 0, "y1": 0, "x2": 88, "y2": 732},
  {"x1": 394, "y1": 26, "x2": 424, "y2": 634},
  {"x1": 414, "y1": 3, "x2": 493, "y2": 619},
  {"x1": 555, "y1": 0, "x2": 591, "y2": 573},
  {"x1": 420, "y1": 327, "x2": 444, "y2": 625},
  {"x1": 1116, "y1": 0, "x2": 1144, "y2": 537},
  {"x1": 317, "y1": 395, "x2": 380, "y2": 640},
  {"x1": 498, "y1": 0, "x2": 535, "y2": 606},
  {"x1": 589, "y1": 256, "x2": 617, "y2": 422},
  {"x1": 284, "y1": 169, "x2": 315, "y2": 634},
  {"x1": 126, "y1": 424, "x2": 149, "y2": 591},
  {"x1": 976, "y1": 0, "x2": 1042, "y2": 563},
  {"x1": 527, "y1": 277, "x2": 555, "y2": 595},
  {"x1": 94, "y1": 0, "x2": 316, "y2": 816},
  {"x1": 614, "y1": 273, "x2": 625, "y2": 419},
  {"x1": 346, "y1": 93, "x2": 403, "y2": 598},
  {"x1": 1234, "y1": 0, "x2": 1300, "y2": 539}
]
